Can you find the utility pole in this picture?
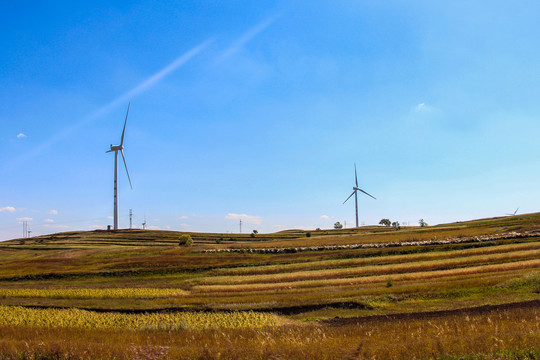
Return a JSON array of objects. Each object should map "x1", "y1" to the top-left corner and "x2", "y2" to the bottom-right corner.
[
  {"x1": 142, "y1": 217, "x2": 146, "y2": 230},
  {"x1": 129, "y1": 209, "x2": 133, "y2": 229},
  {"x1": 239, "y1": 219, "x2": 242, "y2": 234}
]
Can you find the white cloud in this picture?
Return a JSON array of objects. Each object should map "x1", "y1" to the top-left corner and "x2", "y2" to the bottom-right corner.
[
  {"x1": 17, "y1": 133, "x2": 26, "y2": 139},
  {"x1": 225, "y1": 213, "x2": 263, "y2": 225},
  {"x1": 147, "y1": 225, "x2": 160, "y2": 230},
  {"x1": 0, "y1": 206, "x2": 16, "y2": 213},
  {"x1": 178, "y1": 216, "x2": 188, "y2": 220},
  {"x1": 180, "y1": 223, "x2": 190, "y2": 228},
  {"x1": 48, "y1": 210, "x2": 58, "y2": 215},
  {"x1": 165, "y1": 226, "x2": 171, "y2": 229},
  {"x1": 44, "y1": 224, "x2": 70, "y2": 229},
  {"x1": 412, "y1": 102, "x2": 439, "y2": 114},
  {"x1": 44, "y1": 219, "x2": 54, "y2": 223},
  {"x1": 16, "y1": 217, "x2": 32, "y2": 221},
  {"x1": 273, "y1": 224, "x2": 286, "y2": 230},
  {"x1": 320, "y1": 215, "x2": 329, "y2": 220},
  {"x1": 106, "y1": 216, "x2": 114, "y2": 220}
]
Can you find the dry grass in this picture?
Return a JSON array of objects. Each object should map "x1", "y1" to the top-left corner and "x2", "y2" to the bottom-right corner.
[{"x1": 0, "y1": 304, "x2": 537, "y2": 359}]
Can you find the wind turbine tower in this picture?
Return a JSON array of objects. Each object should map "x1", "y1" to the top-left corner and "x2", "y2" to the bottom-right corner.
[
  {"x1": 106, "y1": 103, "x2": 133, "y2": 230},
  {"x1": 343, "y1": 163, "x2": 376, "y2": 228}
]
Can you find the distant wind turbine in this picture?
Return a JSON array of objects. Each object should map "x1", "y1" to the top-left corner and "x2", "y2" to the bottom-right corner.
[
  {"x1": 506, "y1": 207, "x2": 519, "y2": 216},
  {"x1": 106, "y1": 103, "x2": 133, "y2": 230},
  {"x1": 343, "y1": 163, "x2": 376, "y2": 228}
]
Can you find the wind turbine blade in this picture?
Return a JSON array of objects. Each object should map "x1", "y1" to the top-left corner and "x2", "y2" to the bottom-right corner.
[
  {"x1": 343, "y1": 191, "x2": 355, "y2": 204},
  {"x1": 354, "y1": 163, "x2": 358, "y2": 187},
  {"x1": 358, "y1": 188, "x2": 376, "y2": 200},
  {"x1": 120, "y1": 102, "x2": 130, "y2": 146},
  {"x1": 121, "y1": 150, "x2": 133, "y2": 189},
  {"x1": 514, "y1": 207, "x2": 520, "y2": 215}
]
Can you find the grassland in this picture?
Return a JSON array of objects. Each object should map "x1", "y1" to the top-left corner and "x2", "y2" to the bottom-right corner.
[{"x1": 0, "y1": 213, "x2": 538, "y2": 359}]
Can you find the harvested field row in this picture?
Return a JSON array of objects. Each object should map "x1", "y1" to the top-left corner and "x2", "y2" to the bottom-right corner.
[
  {"x1": 201, "y1": 249, "x2": 540, "y2": 285},
  {"x1": 212, "y1": 242, "x2": 540, "y2": 276},
  {"x1": 193, "y1": 259, "x2": 540, "y2": 293},
  {"x1": 193, "y1": 269, "x2": 537, "y2": 298}
]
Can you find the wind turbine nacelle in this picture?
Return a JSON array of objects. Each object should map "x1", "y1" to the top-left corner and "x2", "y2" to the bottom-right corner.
[{"x1": 109, "y1": 145, "x2": 123, "y2": 151}]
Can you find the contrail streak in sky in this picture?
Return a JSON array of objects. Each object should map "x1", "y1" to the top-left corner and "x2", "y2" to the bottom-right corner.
[
  {"x1": 91, "y1": 39, "x2": 213, "y2": 119},
  {"x1": 217, "y1": 15, "x2": 280, "y2": 62},
  {"x1": 4, "y1": 39, "x2": 212, "y2": 171},
  {"x1": 6, "y1": 13, "x2": 280, "y2": 171}
]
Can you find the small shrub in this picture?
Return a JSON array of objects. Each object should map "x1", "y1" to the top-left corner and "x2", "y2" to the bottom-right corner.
[
  {"x1": 250, "y1": 233, "x2": 255, "y2": 238},
  {"x1": 386, "y1": 279, "x2": 394, "y2": 288},
  {"x1": 215, "y1": 237, "x2": 223, "y2": 244},
  {"x1": 306, "y1": 232, "x2": 311, "y2": 237},
  {"x1": 178, "y1": 234, "x2": 193, "y2": 246}
]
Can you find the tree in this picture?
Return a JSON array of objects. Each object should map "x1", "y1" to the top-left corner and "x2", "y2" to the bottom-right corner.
[
  {"x1": 379, "y1": 218, "x2": 391, "y2": 227},
  {"x1": 419, "y1": 219, "x2": 428, "y2": 227},
  {"x1": 391, "y1": 221, "x2": 400, "y2": 230},
  {"x1": 334, "y1": 222, "x2": 343, "y2": 229},
  {"x1": 178, "y1": 234, "x2": 193, "y2": 246},
  {"x1": 252, "y1": 230, "x2": 258, "y2": 234}
]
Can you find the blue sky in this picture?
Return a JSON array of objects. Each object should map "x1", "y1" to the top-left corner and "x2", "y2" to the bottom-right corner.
[{"x1": 1, "y1": 1, "x2": 539, "y2": 240}]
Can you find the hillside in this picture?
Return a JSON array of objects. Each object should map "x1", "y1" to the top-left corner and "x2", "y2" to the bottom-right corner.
[{"x1": 0, "y1": 213, "x2": 538, "y2": 359}]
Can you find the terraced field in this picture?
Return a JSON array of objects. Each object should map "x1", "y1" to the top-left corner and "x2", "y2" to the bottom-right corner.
[{"x1": 0, "y1": 213, "x2": 538, "y2": 359}]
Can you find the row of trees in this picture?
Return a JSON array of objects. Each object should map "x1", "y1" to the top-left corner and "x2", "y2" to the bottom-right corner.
[
  {"x1": 333, "y1": 218, "x2": 428, "y2": 230},
  {"x1": 379, "y1": 218, "x2": 428, "y2": 229}
]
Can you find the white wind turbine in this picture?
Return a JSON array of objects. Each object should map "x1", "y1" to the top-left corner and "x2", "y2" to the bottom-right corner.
[
  {"x1": 106, "y1": 103, "x2": 133, "y2": 230},
  {"x1": 343, "y1": 163, "x2": 376, "y2": 228},
  {"x1": 506, "y1": 207, "x2": 519, "y2": 216}
]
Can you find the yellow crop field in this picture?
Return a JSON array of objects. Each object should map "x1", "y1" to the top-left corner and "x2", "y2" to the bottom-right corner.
[
  {"x1": 0, "y1": 306, "x2": 279, "y2": 330},
  {"x1": 0, "y1": 287, "x2": 187, "y2": 299}
]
